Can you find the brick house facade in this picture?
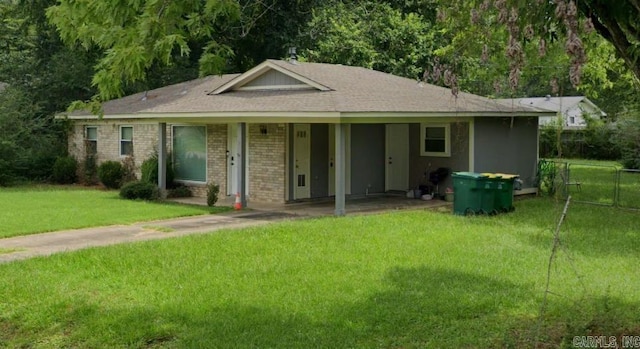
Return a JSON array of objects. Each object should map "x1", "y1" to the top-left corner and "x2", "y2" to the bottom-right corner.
[
  {"x1": 68, "y1": 121, "x2": 288, "y2": 203},
  {"x1": 62, "y1": 60, "x2": 551, "y2": 213}
]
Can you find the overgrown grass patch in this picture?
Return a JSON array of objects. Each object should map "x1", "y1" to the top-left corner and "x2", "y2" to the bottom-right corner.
[
  {"x1": 1, "y1": 197, "x2": 638, "y2": 347},
  {"x1": 0, "y1": 248, "x2": 23, "y2": 255},
  {"x1": 0, "y1": 185, "x2": 228, "y2": 238}
]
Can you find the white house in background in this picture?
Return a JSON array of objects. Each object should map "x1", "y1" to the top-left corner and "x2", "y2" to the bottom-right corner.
[
  {"x1": 0, "y1": 82, "x2": 7, "y2": 92},
  {"x1": 499, "y1": 96, "x2": 606, "y2": 130}
]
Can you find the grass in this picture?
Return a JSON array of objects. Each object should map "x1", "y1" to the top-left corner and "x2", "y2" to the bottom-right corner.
[
  {"x1": 542, "y1": 159, "x2": 640, "y2": 210},
  {"x1": 0, "y1": 185, "x2": 229, "y2": 238},
  {"x1": 0, "y1": 197, "x2": 638, "y2": 348},
  {"x1": 0, "y1": 248, "x2": 23, "y2": 255}
]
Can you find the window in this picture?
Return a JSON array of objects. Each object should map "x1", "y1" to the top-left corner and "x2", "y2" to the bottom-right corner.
[
  {"x1": 420, "y1": 123, "x2": 450, "y2": 157},
  {"x1": 85, "y1": 126, "x2": 97, "y2": 155},
  {"x1": 173, "y1": 125, "x2": 207, "y2": 182},
  {"x1": 120, "y1": 126, "x2": 133, "y2": 156},
  {"x1": 569, "y1": 116, "x2": 576, "y2": 124}
]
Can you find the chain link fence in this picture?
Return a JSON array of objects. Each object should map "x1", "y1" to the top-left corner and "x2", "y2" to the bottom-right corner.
[{"x1": 537, "y1": 160, "x2": 640, "y2": 210}]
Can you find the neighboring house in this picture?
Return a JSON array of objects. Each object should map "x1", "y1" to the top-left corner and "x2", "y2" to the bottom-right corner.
[
  {"x1": 63, "y1": 59, "x2": 553, "y2": 215},
  {"x1": 499, "y1": 96, "x2": 606, "y2": 130}
]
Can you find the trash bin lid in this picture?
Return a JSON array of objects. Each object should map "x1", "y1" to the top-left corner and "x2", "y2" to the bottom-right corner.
[
  {"x1": 481, "y1": 173, "x2": 502, "y2": 178},
  {"x1": 453, "y1": 172, "x2": 488, "y2": 179},
  {"x1": 494, "y1": 173, "x2": 519, "y2": 179}
]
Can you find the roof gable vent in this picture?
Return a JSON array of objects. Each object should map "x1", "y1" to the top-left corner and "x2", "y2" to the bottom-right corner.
[{"x1": 210, "y1": 60, "x2": 331, "y2": 95}]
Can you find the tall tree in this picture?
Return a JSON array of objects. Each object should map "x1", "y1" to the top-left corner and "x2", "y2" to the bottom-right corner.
[
  {"x1": 578, "y1": 1, "x2": 640, "y2": 79},
  {"x1": 46, "y1": 0, "x2": 279, "y2": 100},
  {"x1": 0, "y1": 0, "x2": 96, "y2": 182},
  {"x1": 298, "y1": 1, "x2": 439, "y2": 80},
  {"x1": 437, "y1": 0, "x2": 640, "y2": 89}
]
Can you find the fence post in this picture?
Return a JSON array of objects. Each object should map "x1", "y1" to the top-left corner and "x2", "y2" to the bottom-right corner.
[{"x1": 615, "y1": 169, "x2": 620, "y2": 207}]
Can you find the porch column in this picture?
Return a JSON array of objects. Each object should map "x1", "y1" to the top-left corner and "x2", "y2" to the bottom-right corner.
[
  {"x1": 335, "y1": 123, "x2": 346, "y2": 216},
  {"x1": 158, "y1": 122, "x2": 167, "y2": 198},
  {"x1": 237, "y1": 122, "x2": 247, "y2": 208}
]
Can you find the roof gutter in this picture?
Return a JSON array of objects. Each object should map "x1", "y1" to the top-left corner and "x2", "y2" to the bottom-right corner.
[{"x1": 59, "y1": 110, "x2": 554, "y2": 123}]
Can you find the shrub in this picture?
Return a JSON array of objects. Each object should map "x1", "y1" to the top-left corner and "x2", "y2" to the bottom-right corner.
[
  {"x1": 167, "y1": 185, "x2": 192, "y2": 198},
  {"x1": 119, "y1": 180, "x2": 159, "y2": 200},
  {"x1": 52, "y1": 156, "x2": 77, "y2": 184},
  {"x1": 141, "y1": 152, "x2": 174, "y2": 187},
  {"x1": 615, "y1": 116, "x2": 640, "y2": 169},
  {"x1": 98, "y1": 161, "x2": 124, "y2": 189},
  {"x1": 121, "y1": 155, "x2": 137, "y2": 184},
  {"x1": 207, "y1": 183, "x2": 220, "y2": 207},
  {"x1": 0, "y1": 141, "x2": 17, "y2": 186},
  {"x1": 81, "y1": 154, "x2": 98, "y2": 185},
  {"x1": 537, "y1": 159, "x2": 559, "y2": 196},
  {"x1": 539, "y1": 118, "x2": 621, "y2": 160}
]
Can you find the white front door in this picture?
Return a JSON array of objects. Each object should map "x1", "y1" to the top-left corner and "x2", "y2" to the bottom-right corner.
[
  {"x1": 227, "y1": 124, "x2": 239, "y2": 196},
  {"x1": 226, "y1": 124, "x2": 249, "y2": 197},
  {"x1": 385, "y1": 124, "x2": 409, "y2": 191},
  {"x1": 293, "y1": 124, "x2": 311, "y2": 199},
  {"x1": 328, "y1": 124, "x2": 351, "y2": 196}
]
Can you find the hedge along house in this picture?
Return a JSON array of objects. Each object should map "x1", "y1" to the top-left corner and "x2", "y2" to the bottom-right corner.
[{"x1": 64, "y1": 59, "x2": 552, "y2": 215}]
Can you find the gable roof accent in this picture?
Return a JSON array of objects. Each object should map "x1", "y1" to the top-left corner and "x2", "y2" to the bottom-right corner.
[
  {"x1": 498, "y1": 96, "x2": 606, "y2": 116},
  {"x1": 210, "y1": 60, "x2": 332, "y2": 94}
]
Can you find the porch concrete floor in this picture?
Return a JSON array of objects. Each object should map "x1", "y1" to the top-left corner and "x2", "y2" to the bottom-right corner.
[{"x1": 171, "y1": 194, "x2": 453, "y2": 217}]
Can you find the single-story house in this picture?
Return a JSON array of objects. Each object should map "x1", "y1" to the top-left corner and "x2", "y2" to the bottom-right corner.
[
  {"x1": 63, "y1": 59, "x2": 553, "y2": 215},
  {"x1": 499, "y1": 95, "x2": 605, "y2": 130}
]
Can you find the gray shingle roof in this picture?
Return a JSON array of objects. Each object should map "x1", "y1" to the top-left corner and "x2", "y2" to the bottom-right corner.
[{"x1": 75, "y1": 60, "x2": 546, "y2": 118}]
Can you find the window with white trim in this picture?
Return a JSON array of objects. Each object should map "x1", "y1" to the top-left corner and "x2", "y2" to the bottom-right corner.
[
  {"x1": 120, "y1": 126, "x2": 133, "y2": 156},
  {"x1": 85, "y1": 126, "x2": 97, "y2": 155},
  {"x1": 420, "y1": 123, "x2": 450, "y2": 157}
]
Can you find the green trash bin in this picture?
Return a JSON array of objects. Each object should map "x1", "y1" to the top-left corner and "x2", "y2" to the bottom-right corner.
[
  {"x1": 452, "y1": 172, "x2": 488, "y2": 215},
  {"x1": 493, "y1": 173, "x2": 519, "y2": 212},
  {"x1": 480, "y1": 173, "x2": 502, "y2": 215}
]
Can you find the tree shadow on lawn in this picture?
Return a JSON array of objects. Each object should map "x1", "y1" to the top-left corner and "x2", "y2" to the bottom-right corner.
[
  {"x1": 25, "y1": 266, "x2": 534, "y2": 348},
  {"x1": 18, "y1": 265, "x2": 640, "y2": 348}
]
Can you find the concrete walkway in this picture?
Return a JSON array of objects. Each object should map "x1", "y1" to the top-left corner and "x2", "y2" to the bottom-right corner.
[
  {"x1": 0, "y1": 210, "x2": 298, "y2": 264},
  {"x1": 0, "y1": 196, "x2": 451, "y2": 264}
]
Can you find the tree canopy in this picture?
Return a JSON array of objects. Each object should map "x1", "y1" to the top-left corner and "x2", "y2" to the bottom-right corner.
[
  {"x1": 2, "y1": 0, "x2": 640, "y2": 183},
  {"x1": 298, "y1": 1, "x2": 439, "y2": 80},
  {"x1": 46, "y1": 0, "x2": 244, "y2": 100},
  {"x1": 578, "y1": 0, "x2": 640, "y2": 79},
  {"x1": 436, "y1": 0, "x2": 640, "y2": 93}
]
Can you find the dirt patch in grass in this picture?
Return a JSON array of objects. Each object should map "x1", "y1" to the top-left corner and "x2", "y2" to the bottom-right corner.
[
  {"x1": 0, "y1": 320, "x2": 22, "y2": 345},
  {"x1": 495, "y1": 308, "x2": 640, "y2": 348}
]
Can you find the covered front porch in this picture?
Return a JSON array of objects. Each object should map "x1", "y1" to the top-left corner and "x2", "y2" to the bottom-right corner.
[
  {"x1": 171, "y1": 193, "x2": 453, "y2": 218},
  {"x1": 156, "y1": 121, "x2": 466, "y2": 216}
]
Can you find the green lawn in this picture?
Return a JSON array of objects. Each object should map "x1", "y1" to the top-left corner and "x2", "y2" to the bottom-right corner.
[
  {"x1": 0, "y1": 185, "x2": 227, "y2": 238},
  {"x1": 1, "y1": 197, "x2": 638, "y2": 348},
  {"x1": 542, "y1": 159, "x2": 640, "y2": 209}
]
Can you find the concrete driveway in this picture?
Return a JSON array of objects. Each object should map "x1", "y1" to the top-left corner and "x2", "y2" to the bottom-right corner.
[{"x1": 0, "y1": 195, "x2": 450, "y2": 264}]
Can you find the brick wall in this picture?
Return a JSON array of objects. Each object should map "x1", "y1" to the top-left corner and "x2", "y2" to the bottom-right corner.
[
  {"x1": 248, "y1": 123, "x2": 287, "y2": 203},
  {"x1": 68, "y1": 121, "x2": 164, "y2": 179},
  {"x1": 68, "y1": 121, "x2": 287, "y2": 203}
]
